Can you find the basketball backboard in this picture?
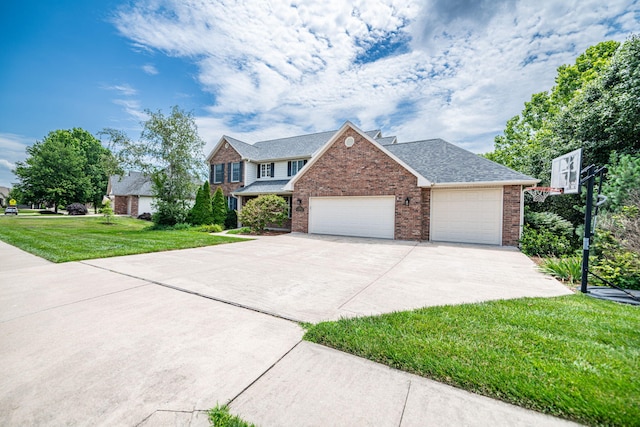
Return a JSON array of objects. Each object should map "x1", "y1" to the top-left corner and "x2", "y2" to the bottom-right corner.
[{"x1": 551, "y1": 148, "x2": 582, "y2": 194}]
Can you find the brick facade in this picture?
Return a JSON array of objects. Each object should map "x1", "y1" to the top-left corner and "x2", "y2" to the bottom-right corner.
[
  {"x1": 291, "y1": 128, "x2": 423, "y2": 241},
  {"x1": 421, "y1": 188, "x2": 431, "y2": 240},
  {"x1": 113, "y1": 195, "x2": 139, "y2": 216},
  {"x1": 208, "y1": 141, "x2": 244, "y2": 197},
  {"x1": 502, "y1": 185, "x2": 522, "y2": 246}
]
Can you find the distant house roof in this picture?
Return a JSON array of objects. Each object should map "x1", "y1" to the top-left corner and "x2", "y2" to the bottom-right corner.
[
  {"x1": 384, "y1": 139, "x2": 536, "y2": 185},
  {"x1": 0, "y1": 186, "x2": 10, "y2": 198},
  {"x1": 107, "y1": 172, "x2": 153, "y2": 197},
  {"x1": 233, "y1": 180, "x2": 290, "y2": 195}
]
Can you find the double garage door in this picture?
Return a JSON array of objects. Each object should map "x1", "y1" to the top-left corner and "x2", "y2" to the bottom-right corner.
[
  {"x1": 309, "y1": 196, "x2": 395, "y2": 239},
  {"x1": 307, "y1": 189, "x2": 504, "y2": 244}
]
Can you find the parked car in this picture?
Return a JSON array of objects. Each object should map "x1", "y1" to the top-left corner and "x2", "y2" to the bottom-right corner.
[{"x1": 4, "y1": 206, "x2": 18, "y2": 215}]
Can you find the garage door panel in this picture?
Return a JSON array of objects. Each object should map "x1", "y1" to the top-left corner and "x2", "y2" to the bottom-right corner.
[
  {"x1": 431, "y1": 188, "x2": 502, "y2": 245},
  {"x1": 309, "y1": 197, "x2": 395, "y2": 239}
]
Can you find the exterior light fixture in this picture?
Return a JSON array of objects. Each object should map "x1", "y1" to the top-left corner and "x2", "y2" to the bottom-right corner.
[{"x1": 404, "y1": 197, "x2": 411, "y2": 206}]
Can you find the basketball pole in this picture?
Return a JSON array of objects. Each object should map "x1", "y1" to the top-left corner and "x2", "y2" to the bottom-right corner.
[{"x1": 580, "y1": 165, "x2": 607, "y2": 293}]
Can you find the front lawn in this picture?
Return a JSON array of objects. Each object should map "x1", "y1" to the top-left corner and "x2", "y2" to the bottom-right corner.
[
  {"x1": 0, "y1": 216, "x2": 244, "y2": 262},
  {"x1": 304, "y1": 294, "x2": 640, "y2": 426}
]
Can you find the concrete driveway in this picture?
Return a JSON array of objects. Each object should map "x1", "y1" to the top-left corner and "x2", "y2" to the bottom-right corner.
[
  {"x1": 0, "y1": 236, "x2": 577, "y2": 426},
  {"x1": 84, "y1": 233, "x2": 572, "y2": 323}
]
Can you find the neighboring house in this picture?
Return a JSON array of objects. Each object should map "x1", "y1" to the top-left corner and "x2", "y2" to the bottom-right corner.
[
  {"x1": 206, "y1": 121, "x2": 537, "y2": 246},
  {"x1": 106, "y1": 172, "x2": 155, "y2": 217},
  {"x1": 0, "y1": 186, "x2": 10, "y2": 207}
]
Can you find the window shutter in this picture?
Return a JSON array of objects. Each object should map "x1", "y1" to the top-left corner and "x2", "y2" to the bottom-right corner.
[
  {"x1": 221, "y1": 163, "x2": 225, "y2": 182},
  {"x1": 257, "y1": 164, "x2": 261, "y2": 179},
  {"x1": 303, "y1": 159, "x2": 308, "y2": 166},
  {"x1": 209, "y1": 165, "x2": 214, "y2": 184},
  {"x1": 287, "y1": 161, "x2": 292, "y2": 177},
  {"x1": 239, "y1": 162, "x2": 243, "y2": 182},
  {"x1": 270, "y1": 162, "x2": 275, "y2": 177},
  {"x1": 227, "y1": 163, "x2": 231, "y2": 182}
]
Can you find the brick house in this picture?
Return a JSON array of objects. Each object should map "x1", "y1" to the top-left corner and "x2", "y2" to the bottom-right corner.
[
  {"x1": 206, "y1": 121, "x2": 537, "y2": 246},
  {"x1": 106, "y1": 172, "x2": 156, "y2": 217}
]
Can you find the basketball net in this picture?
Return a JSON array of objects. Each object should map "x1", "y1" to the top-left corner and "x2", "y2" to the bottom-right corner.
[{"x1": 524, "y1": 187, "x2": 563, "y2": 203}]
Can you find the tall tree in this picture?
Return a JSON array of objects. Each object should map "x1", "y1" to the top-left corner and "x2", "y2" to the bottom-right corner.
[
  {"x1": 486, "y1": 40, "x2": 620, "y2": 184},
  {"x1": 13, "y1": 129, "x2": 111, "y2": 212},
  {"x1": 102, "y1": 106, "x2": 205, "y2": 225},
  {"x1": 212, "y1": 186, "x2": 227, "y2": 226}
]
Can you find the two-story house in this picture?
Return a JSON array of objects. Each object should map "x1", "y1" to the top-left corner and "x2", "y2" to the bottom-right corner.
[{"x1": 206, "y1": 121, "x2": 537, "y2": 245}]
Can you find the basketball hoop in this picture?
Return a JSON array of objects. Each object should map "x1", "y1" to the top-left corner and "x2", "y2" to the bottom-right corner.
[{"x1": 524, "y1": 187, "x2": 564, "y2": 203}]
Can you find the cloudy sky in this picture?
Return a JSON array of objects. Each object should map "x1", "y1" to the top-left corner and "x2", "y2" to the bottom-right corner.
[{"x1": 1, "y1": 0, "x2": 638, "y2": 187}]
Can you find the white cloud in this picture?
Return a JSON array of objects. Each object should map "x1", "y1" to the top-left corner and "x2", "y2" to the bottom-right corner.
[
  {"x1": 0, "y1": 133, "x2": 35, "y2": 187},
  {"x1": 0, "y1": 159, "x2": 16, "y2": 170},
  {"x1": 142, "y1": 64, "x2": 159, "y2": 75},
  {"x1": 112, "y1": 99, "x2": 148, "y2": 122},
  {"x1": 103, "y1": 83, "x2": 138, "y2": 96},
  {"x1": 113, "y1": 0, "x2": 639, "y2": 152}
]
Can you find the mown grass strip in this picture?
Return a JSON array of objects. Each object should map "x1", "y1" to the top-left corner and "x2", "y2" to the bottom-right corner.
[
  {"x1": 304, "y1": 294, "x2": 640, "y2": 426},
  {"x1": 0, "y1": 216, "x2": 244, "y2": 262}
]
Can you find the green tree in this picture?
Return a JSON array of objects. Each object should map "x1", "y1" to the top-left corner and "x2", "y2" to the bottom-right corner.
[
  {"x1": 100, "y1": 199, "x2": 115, "y2": 224},
  {"x1": 13, "y1": 129, "x2": 110, "y2": 213},
  {"x1": 187, "y1": 182, "x2": 214, "y2": 225},
  {"x1": 486, "y1": 40, "x2": 620, "y2": 185},
  {"x1": 555, "y1": 36, "x2": 640, "y2": 168},
  {"x1": 102, "y1": 106, "x2": 205, "y2": 226},
  {"x1": 601, "y1": 153, "x2": 640, "y2": 212},
  {"x1": 237, "y1": 195, "x2": 288, "y2": 233},
  {"x1": 212, "y1": 186, "x2": 227, "y2": 226}
]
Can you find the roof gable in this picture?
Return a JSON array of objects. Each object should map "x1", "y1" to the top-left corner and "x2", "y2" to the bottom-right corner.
[{"x1": 284, "y1": 122, "x2": 431, "y2": 191}]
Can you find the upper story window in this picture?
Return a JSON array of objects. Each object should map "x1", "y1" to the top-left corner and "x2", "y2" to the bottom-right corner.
[
  {"x1": 258, "y1": 163, "x2": 274, "y2": 179},
  {"x1": 231, "y1": 162, "x2": 241, "y2": 182},
  {"x1": 212, "y1": 164, "x2": 224, "y2": 184},
  {"x1": 288, "y1": 159, "x2": 308, "y2": 177}
]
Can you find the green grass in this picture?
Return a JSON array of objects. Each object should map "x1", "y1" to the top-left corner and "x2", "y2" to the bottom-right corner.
[
  {"x1": 208, "y1": 405, "x2": 255, "y2": 427},
  {"x1": 304, "y1": 295, "x2": 640, "y2": 426},
  {"x1": 226, "y1": 227, "x2": 252, "y2": 235},
  {"x1": 0, "y1": 216, "x2": 244, "y2": 262}
]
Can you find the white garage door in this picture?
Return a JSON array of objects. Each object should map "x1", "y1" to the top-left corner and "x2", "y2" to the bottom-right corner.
[
  {"x1": 309, "y1": 196, "x2": 395, "y2": 239},
  {"x1": 431, "y1": 188, "x2": 503, "y2": 245}
]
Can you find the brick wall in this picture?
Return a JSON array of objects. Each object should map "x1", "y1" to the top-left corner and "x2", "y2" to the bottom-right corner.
[
  {"x1": 502, "y1": 185, "x2": 522, "y2": 246},
  {"x1": 209, "y1": 141, "x2": 244, "y2": 197},
  {"x1": 130, "y1": 196, "x2": 139, "y2": 217},
  {"x1": 421, "y1": 188, "x2": 431, "y2": 240},
  {"x1": 114, "y1": 196, "x2": 128, "y2": 215},
  {"x1": 291, "y1": 128, "x2": 423, "y2": 240}
]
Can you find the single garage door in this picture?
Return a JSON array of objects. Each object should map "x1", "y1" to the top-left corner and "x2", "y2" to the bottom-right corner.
[
  {"x1": 309, "y1": 196, "x2": 395, "y2": 239},
  {"x1": 431, "y1": 188, "x2": 503, "y2": 245}
]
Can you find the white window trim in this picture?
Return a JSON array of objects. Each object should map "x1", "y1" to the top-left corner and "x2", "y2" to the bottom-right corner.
[
  {"x1": 260, "y1": 163, "x2": 272, "y2": 179},
  {"x1": 213, "y1": 164, "x2": 224, "y2": 184},
  {"x1": 231, "y1": 162, "x2": 241, "y2": 183}
]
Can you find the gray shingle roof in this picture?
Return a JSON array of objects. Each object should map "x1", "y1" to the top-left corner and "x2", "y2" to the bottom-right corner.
[
  {"x1": 108, "y1": 172, "x2": 153, "y2": 196},
  {"x1": 225, "y1": 129, "x2": 382, "y2": 162},
  {"x1": 384, "y1": 139, "x2": 536, "y2": 184},
  {"x1": 233, "y1": 180, "x2": 291, "y2": 195},
  {"x1": 224, "y1": 136, "x2": 261, "y2": 159}
]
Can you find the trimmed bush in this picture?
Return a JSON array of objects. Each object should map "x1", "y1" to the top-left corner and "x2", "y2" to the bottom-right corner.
[
  {"x1": 187, "y1": 182, "x2": 214, "y2": 225},
  {"x1": 519, "y1": 226, "x2": 572, "y2": 257},
  {"x1": 525, "y1": 211, "x2": 574, "y2": 238},
  {"x1": 237, "y1": 195, "x2": 288, "y2": 233},
  {"x1": 195, "y1": 224, "x2": 224, "y2": 233},
  {"x1": 212, "y1": 186, "x2": 227, "y2": 226},
  {"x1": 225, "y1": 208, "x2": 237, "y2": 230},
  {"x1": 66, "y1": 203, "x2": 88, "y2": 215}
]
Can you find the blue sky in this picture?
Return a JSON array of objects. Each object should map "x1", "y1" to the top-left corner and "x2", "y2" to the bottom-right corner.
[{"x1": 1, "y1": 0, "x2": 639, "y2": 188}]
